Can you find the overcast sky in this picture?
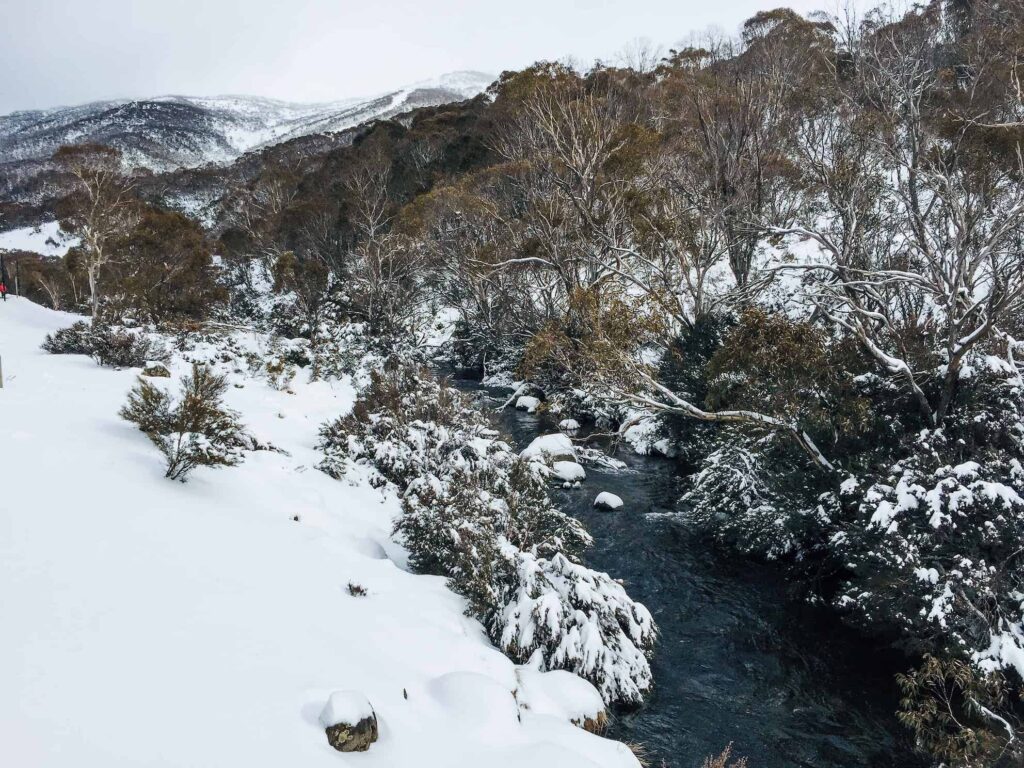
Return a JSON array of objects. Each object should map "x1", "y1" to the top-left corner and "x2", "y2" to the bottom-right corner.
[{"x1": 3, "y1": 0, "x2": 839, "y2": 114}]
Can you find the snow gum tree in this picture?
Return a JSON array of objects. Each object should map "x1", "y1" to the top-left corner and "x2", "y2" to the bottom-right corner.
[{"x1": 53, "y1": 144, "x2": 139, "y2": 316}]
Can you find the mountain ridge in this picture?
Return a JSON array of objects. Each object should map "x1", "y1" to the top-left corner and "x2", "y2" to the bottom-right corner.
[{"x1": 0, "y1": 70, "x2": 495, "y2": 173}]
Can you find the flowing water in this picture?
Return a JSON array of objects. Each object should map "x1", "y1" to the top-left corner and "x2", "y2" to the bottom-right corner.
[{"x1": 452, "y1": 375, "x2": 925, "y2": 768}]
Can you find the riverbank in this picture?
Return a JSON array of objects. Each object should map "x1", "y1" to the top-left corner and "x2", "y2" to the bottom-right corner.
[{"x1": 456, "y1": 376, "x2": 925, "y2": 768}]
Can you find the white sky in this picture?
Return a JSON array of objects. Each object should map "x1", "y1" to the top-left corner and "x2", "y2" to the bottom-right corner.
[{"x1": 2, "y1": 0, "x2": 840, "y2": 114}]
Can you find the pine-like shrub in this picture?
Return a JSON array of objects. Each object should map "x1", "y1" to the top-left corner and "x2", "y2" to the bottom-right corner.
[{"x1": 121, "y1": 363, "x2": 247, "y2": 481}]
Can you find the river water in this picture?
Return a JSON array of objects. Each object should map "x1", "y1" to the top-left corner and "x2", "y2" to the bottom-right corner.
[{"x1": 453, "y1": 376, "x2": 925, "y2": 768}]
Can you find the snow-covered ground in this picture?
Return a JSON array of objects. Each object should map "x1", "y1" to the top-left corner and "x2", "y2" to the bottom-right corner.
[
  {"x1": 0, "y1": 297, "x2": 639, "y2": 768},
  {"x1": 0, "y1": 220, "x2": 77, "y2": 257}
]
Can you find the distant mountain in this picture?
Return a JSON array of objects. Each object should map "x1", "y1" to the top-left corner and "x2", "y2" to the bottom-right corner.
[{"x1": 0, "y1": 71, "x2": 495, "y2": 173}]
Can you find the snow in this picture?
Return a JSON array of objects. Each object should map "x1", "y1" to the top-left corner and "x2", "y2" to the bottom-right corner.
[
  {"x1": 516, "y1": 395, "x2": 541, "y2": 413},
  {"x1": 0, "y1": 296, "x2": 640, "y2": 768},
  {"x1": 521, "y1": 433, "x2": 577, "y2": 463},
  {"x1": 516, "y1": 666, "x2": 605, "y2": 725},
  {"x1": 0, "y1": 220, "x2": 78, "y2": 257},
  {"x1": 559, "y1": 418, "x2": 581, "y2": 433},
  {"x1": 593, "y1": 492, "x2": 624, "y2": 511},
  {"x1": 319, "y1": 690, "x2": 375, "y2": 728},
  {"x1": 553, "y1": 461, "x2": 587, "y2": 483}
]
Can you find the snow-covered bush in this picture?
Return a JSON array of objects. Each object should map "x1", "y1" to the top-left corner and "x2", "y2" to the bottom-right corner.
[
  {"x1": 41, "y1": 320, "x2": 95, "y2": 355},
  {"x1": 90, "y1": 324, "x2": 164, "y2": 368},
  {"x1": 121, "y1": 363, "x2": 247, "y2": 481},
  {"x1": 496, "y1": 548, "x2": 655, "y2": 705},
  {"x1": 683, "y1": 439, "x2": 837, "y2": 560},
  {"x1": 42, "y1": 319, "x2": 166, "y2": 369},
  {"x1": 318, "y1": 360, "x2": 656, "y2": 704}
]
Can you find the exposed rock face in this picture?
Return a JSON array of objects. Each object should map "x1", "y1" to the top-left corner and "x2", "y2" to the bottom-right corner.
[{"x1": 324, "y1": 715, "x2": 378, "y2": 753}]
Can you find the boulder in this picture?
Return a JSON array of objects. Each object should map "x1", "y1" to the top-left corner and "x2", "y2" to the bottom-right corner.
[
  {"x1": 141, "y1": 362, "x2": 171, "y2": 378},
  {"x1": 319, "y1": 691, "x2": 378, "y2": 753},
  {"x1": 593, "y1": 492, "x2": 624, "y2": 510}
]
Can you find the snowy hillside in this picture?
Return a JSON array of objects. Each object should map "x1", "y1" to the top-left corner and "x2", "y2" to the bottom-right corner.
[
  {"x1": 0, "y1": 71, "x2": 494, "y2": 172},
  {"x1": 0, "y1": 297, "x2": 639, "y2": 768},
  {"x1": 0, "y1": 220, "x2": 77, "y2": 256}
]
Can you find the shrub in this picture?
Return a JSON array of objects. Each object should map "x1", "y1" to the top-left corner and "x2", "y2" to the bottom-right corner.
[
  {"x1": 121, "y1": 363, "x2": 247, "y2": 481},
  {"x1": 701, "y1": 744, "x2": 749, "y2": 768},
  {"x1": 682, "y1": 439, "x2": 836, "y2": 560},
  {"x1": 318, "y1": 359, "x2": 656, "y2": 705},
  {"x1": 41, "y1": 321, "x2": 95, "y2": 355},
  {"x1": 41, "y1": 320, "x2": 164, "y2": 369},
  {"x1": 897, "y1": 655, "x2": 1019, "y2": 768},
  {"x1": 90, "y1": 325, "x2": 162, "y2": 368}
]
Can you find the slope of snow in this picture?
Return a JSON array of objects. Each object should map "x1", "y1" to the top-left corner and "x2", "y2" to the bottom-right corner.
[
  {"x1": 0, "y1": 297, "x2": 638, "y2": 768},
  {"x1": 0, "y1": 220, "x2": 77, "y2": 257}
]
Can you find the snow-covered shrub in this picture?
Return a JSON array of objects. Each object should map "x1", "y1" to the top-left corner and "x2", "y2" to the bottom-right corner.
[
  {"x1": 683, "y1": 439, "x2": 837, "y2": 560},
  {"x1": 41, "y1": 320, "x2": 166, "y2": 369},
  {"x1": 318, "y1": 360, "x2": 656, "y2": 705},
  {"x1": 90, "y1": 324, "x2": 164, "y2": 368},
  {"x1": 41, "y1": 320, "x2": 95, "y2": 355},
  {"x1": 833, "y1": 360, "x2": 1024, "y2": 663},
  {"x1": 121, "y1": 363, "x2": 247, "y2": 481},
  {"x1": 496, "y1": 548, "x2": 656, "y2": 705}
]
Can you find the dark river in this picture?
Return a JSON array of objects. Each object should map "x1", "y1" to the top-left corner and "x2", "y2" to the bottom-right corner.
[{"x1": 452, "y1": 375, "x2": 926, "y2": 768}]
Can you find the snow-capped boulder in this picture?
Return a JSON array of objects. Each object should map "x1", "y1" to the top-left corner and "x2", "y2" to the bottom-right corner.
[
  {"x1": 515, "y1": 666, "x2": 608, "y2": 734},
  {"x1": 319, "y1": 691, "x2": 378, "y2": 752},
  {"x1": 594, "y1": 492, "x2": 623, "y2": 511},
  {"x1": 515, "y1": 395, "x2": 541, "y2": 413},
  {"x1": 553, "y1": 461, "x2": 587, "y2": 483},
  {"x1": 558, "y1": 418, "x2": 580, "y2": 434},
  {"x1": 521, "y1": 433, "x2": 576, "y2": 463}
]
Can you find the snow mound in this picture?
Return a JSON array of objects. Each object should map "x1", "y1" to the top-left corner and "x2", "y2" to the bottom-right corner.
[
  {"x1": 516, "y1": 667, "x2": 605, "y2": 726},
  {"x1": 428, "y1": 671, "x2": 521, "y2": 729},
  {"x1": 594, "y1": 492, "x2": 624, "y2": 511},
  {"x1": 319, "y1": 690, "x2": 375, "y2": 727},
  {"x1": 559, "y1": 419, "x2": 581, "y2": 434},
  {"x1": 553, "y1": 461, "x2": 587, "y2": 483},
  {"x1": 521, "y1": 433, "x2": 577, "y2": 463}
]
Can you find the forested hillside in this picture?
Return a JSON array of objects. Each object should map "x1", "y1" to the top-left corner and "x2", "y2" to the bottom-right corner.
[{"x1": 5, "y1": 1, "x2": 1024, "y2": 765}]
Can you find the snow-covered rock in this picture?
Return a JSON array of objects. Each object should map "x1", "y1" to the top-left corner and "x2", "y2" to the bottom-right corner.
[
  {"x1": 319, "y1": 691, "x2": 378, "y2": 752},
  {"x1": 593, "y1": 492, "x2": 624, "y2": 511},
  {"x1": 553, "y1": 461, "x2": 587, "y2": 483},
  {"x1": 516, "y1": 395, "x2": 541, "y2": 413},
  {"x1": 521, "y1": 433, "x2": 577, "y2": 463},
  {"x1": 558, "y1": 419, "x2": 581, "y2": 434}
]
